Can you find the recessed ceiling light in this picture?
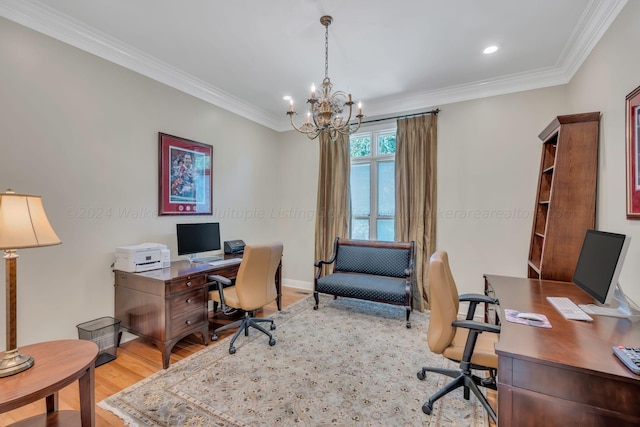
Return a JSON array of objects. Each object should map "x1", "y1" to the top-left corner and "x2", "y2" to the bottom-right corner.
[{"x1": 483, "y1": 45, "x2": 499, "y2": 55}]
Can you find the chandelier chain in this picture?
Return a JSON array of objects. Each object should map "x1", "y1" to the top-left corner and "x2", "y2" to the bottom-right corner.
[{"x1": 324, "y1": 21, "x2": 329, "y2": 80}]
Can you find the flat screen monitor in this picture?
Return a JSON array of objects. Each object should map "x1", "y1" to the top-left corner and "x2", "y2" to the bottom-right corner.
[
  {"x1": 572, "y1": 229, "x2": 632, "y2": 317},
  {"x1": 176, "y1": 222, "x2": 221, "y2": 261}
]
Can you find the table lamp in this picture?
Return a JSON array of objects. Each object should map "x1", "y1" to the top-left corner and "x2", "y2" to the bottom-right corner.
[{"x1": 0, "y1": 190, "x2": 61, "y2": 377}]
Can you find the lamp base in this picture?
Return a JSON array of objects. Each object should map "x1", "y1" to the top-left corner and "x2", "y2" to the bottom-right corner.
[{"x1": 0, "y1": 348, "x2": 34, "y2": 377}]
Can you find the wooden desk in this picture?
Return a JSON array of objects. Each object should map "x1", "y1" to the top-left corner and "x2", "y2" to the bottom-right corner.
[
  {"x1": 114, "y1": 257, "x2": 282, "y2": 368},
  {"x1": 485, "y1": 275, "x2": 640, "y2": 427},
  {"x1": 0, "y1": 340, "x2": 98, "y2": 427}
]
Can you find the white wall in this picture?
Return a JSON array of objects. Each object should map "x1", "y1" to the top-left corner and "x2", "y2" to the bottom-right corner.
[
  {"x1": 277, "y1": 85, "x2": 568, "y2": 295},
  {"x1": 565, "y1": 0, "x2": 640, "y2": 306},
  {"x1": 3, "y1": 0, "x2": 640, "y2": 348},
  {"x1": 0, "y1": 17, "x2": 281, "y2": 346},
  {"x1": 276, "y1": 131, "x2": 318, "y2": 288},
  {"x1": 436, "y1": 87, "x2": 569, "y2": 293},
  {"x1": 277, "y1": 1, "x2": 640, "y2": 310}
]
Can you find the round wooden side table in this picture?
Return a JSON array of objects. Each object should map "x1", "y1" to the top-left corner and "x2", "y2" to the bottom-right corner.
[{"x1": 0, "y1": 339, "x2": 99, "y2": 427}]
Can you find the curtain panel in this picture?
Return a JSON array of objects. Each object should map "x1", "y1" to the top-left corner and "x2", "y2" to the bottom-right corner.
[
  {"x1": 395, "y1": 114, "x2": 438, "y2": 311},
  {"x1": 314, "y1": 132, "x2": 350, "y2": 267}
]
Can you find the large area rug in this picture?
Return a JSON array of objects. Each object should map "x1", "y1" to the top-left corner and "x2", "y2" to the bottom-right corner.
[{"x1": 99, "y1": 296, "x2": 488, "y2": 426}]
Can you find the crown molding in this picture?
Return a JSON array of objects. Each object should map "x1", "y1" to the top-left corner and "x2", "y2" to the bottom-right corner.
[
  {"x1": 0, "y1": 0, "x2": 283, "y2": 130},
  {"x1": 1, "y1": 0, "x2": 626, "y2": 133},
  {"x1": 558, "y1": 0, "x2": 628, "y2": 78}
]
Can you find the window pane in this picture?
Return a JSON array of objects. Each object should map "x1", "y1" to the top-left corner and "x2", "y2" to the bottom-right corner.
[
  {"x1": 377, "y1": 219, "x2": 394, "y2": 241},
  {"x1": 350, "y1": 164, "x2": 370, "y2": 216},
  {"x1": 351, "y1": 219, "x2": 370, "y2": 240},
  {"x1": 350, "y1": 136, "x2": 371, "y2": 157},
  {"x1": 378, "y1": 133, "x2": 396, "y2": 154},
  {"x1": 378, "y1": 161, "x2": 395, "y2": 216}
]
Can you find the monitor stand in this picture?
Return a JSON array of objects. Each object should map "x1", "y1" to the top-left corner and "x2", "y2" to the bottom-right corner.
[{"x1": 579, "y1": 284, "x2": 640, "y2": 322}]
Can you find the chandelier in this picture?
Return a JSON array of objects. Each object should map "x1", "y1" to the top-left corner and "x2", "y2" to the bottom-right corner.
[{"x1": 287, "y1": 16, "x2": 363, "y2": 141}]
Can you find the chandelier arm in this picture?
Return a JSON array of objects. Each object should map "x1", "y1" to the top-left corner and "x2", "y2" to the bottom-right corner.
[
  {"x1": 288, "y1": 112, "x2": 320, "y2": 139},
  {"x1": 334, "y1": 102, "x2": 353, "y2": 129}
]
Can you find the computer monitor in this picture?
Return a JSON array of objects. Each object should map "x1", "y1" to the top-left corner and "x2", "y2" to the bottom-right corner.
[
  {"x1": 176, "y1": 222, "x2": 222, "y2": 263},
  {"x1": 572, "y1": 229, "x2": 634, "y2": 318}
]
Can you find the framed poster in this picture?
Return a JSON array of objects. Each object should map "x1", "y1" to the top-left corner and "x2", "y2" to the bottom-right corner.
[
  {"x1": 626, "y1": 85, "x2": 640, "y2": 218},
  {"x1": 158, "y1": 132, "x2": 212, "y2": 215}
]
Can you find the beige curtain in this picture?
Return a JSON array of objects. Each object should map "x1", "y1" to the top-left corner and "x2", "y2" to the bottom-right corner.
[
  {"x1": 395, "y1": 114, "x2": 438, "y2": 311},
  {"x1": 315, "y1": 132, "x2": 350, "y2": 264}
]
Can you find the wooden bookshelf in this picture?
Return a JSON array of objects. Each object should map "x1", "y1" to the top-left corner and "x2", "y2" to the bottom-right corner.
[{"x1": 527, "y1": 112, "x2": 600, "y2": 281}]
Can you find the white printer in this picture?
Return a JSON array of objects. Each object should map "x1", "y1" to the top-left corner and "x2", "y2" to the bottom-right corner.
[{"x1": 114, "y1": 243, "x2": 170, "y2": 273}]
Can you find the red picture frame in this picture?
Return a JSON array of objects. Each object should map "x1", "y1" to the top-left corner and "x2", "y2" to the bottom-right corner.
[
  {"x1": 626, "y1": 86, "x2": 640, "y2": 218},
  {"x1": 158, "y1": 133, "x2": 212, "y2": 215}
]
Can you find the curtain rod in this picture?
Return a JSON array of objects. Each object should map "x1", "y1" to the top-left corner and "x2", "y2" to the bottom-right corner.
[{"x1": 358, "y1": 108, "x2": 441, "y2": 125}]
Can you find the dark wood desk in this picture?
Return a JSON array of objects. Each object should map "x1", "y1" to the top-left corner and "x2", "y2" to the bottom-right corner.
[
  {"x1": 0, "y1": 340, "x2": 98, "y2": 427},
  {"x1": 114, "y1": 257, "x2": 282, "y2": 368},
  {"x1": 485, "y1": 275, "x2": 640, "y2": 427}
]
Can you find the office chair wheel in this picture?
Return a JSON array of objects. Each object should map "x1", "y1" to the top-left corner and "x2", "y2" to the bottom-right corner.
[
  {"x1": 212, "y1": 333, "x2": 218, "y2": 341},
  {"x1": 270, "y1": 323, "x2": 276, "y2": 330},
  {"x1": 417, "y1": 370, "x2": 426, "y2": 380},
  {"x1": 229, "y1": 346, "x2": 236, "y2": 354},
  {"x1": 269, "y1": 338, "x2": 276, "y2": 346},
  {"x1": 422, "y1": 402, "x2": 433, "y2": 415}
]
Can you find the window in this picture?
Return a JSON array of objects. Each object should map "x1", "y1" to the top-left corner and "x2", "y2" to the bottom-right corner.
[{"x1": 349, "y1": 126, "x2": 396, "y2": 241}]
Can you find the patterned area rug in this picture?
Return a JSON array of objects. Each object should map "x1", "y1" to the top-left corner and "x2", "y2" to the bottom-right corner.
[{"x1": 99, "y1": 296, "x2": 488, "y2": 426}]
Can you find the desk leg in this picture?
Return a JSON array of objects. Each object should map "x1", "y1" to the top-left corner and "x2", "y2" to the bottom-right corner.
[
  {"x1": 45, "y1": 392, "x2": 58, "y2": 413},
  {"x1": 78, "y1": 364, "x2": 95, "y2": 427}
]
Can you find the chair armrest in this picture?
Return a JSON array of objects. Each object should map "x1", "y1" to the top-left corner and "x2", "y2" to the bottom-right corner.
[
  {"x1": 452, "y1": 319, "x2": 501, "y2": 335},
  {"x1": 207, "y1": 275, "x2": 232, "y2": 286},
  {"x1": 459, "y1": 293, "x2": 498, "y2": 321},
  {"x1": 459, "y1": 293, "x2": 498, "y2": 305}
]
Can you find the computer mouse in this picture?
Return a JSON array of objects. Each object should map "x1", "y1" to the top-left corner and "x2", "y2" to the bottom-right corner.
[{"x1": 516, "y1": 312, "x2": 546, "y2": 322}]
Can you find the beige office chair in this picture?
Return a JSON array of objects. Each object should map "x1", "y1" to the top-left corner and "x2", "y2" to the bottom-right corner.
[
  {"x1": 417, "y1": 250, "x2": 500, "y2": 424},
  {"x1": 209, "y1": 242, "x2": 283, "y2": 354}
]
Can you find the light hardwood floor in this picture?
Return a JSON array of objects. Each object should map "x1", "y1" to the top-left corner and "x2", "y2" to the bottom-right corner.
[
  {"x1": 0, "y1": 287, "x2": 310, "y2": 426},
  {"x1": 1, "y1": 287, "x2": 497, "y2": 426}
]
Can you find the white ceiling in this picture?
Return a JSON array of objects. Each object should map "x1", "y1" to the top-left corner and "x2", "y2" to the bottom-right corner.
[{"x1": 0, "y1": 0, "x2": 627, "y2": 131}]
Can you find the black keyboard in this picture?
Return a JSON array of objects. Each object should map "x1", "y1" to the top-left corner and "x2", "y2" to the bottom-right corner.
[{"x1": 612, "y1": 346, "x2": 640, "y2": 375}]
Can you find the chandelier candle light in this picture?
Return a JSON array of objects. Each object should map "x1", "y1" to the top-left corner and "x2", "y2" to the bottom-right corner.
[{"x1": 287, "y1": 16, "x2": 363, "y2": 141}]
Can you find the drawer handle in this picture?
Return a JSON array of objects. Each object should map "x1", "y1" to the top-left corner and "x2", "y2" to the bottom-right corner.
[
  {"x1": 185, "y1": 320, "x2": 192, "y2": 325},
  {"x1": 186, "y1": 298, "x2": 193, "y2": 304},
  {"x1": 186, "y1": 281, "x2": 192, "y2": 287}
]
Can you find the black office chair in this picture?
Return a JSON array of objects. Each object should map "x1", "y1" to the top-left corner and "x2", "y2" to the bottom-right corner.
[{"x1": 417, "y1": 250, "x2": 500, "y2": 424}]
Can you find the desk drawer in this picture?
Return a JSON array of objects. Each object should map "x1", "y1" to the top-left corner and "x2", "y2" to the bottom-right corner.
[
  {"x1": 170, "y1": 310, "x2": 207, "y2": 339},
  {"x1": 169, "y1": 274, "x2": 206, "y2": 294},
  {"x1": 170, "y1": 289, "x2": 206, "y2": 319}
]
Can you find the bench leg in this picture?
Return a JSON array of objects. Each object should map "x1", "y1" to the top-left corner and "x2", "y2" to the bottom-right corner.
[
  {"x1": 406, "y1": 307, "x2": 412, "y2": 329},
  {"x1": 314, "y1": 291, "x2": 319, "y2": 310}
]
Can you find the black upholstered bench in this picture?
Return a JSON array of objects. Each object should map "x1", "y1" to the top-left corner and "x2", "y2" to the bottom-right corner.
[{"x1": 313, "y1": 238, "x2": 415, "y2": 328}]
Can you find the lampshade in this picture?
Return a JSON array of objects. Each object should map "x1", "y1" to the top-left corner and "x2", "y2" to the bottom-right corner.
[
  {"x1": 0, "y1": 189, "x2": 60, "y2": 378},
  {"x1": 0, "y1": 191, "x2": 61, "y2": 249}
]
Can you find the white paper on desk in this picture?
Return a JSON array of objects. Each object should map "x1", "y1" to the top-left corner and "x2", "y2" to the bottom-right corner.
[{"x1": 504, "y1": 309, "x2": 552, "y2": 328}]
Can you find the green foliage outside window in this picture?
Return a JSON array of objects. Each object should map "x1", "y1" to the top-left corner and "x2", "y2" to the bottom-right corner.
[
  {"x1": 350, "y1": 136, "x2": 371, "y2": 157},
  {"x1": 378, "y1": 134, "x2": 396, "y2": 154}
]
